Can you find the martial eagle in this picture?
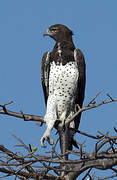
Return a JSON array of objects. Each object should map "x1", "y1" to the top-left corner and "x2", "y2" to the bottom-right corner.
[{"x1": 41, "y1": 24, "x2": 86, "y2": 149}]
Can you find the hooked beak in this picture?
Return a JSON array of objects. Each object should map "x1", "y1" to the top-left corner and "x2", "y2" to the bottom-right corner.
[{"x1": 43, "y1": 28, "x2": 51, "y2": 37}]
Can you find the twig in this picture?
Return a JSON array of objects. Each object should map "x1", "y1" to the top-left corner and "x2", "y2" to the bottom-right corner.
[
  {"x1": 94, "y1": 135, "x2": 106, "y2": 158},
  {"x1": 66, "y1": 94, "x2": 117, "y2": 127},
  {"x1": 111, "y1": 167, "x2": 117, "y2": 173},
  {"x1": 0, "y1": 108, "x2": 44, "y2": 123},
  {"x1": 106, "y1": 93, "x2": 114, "y2": 101},
  {"x1": 0, "y1": 94, "x2": 117, "y2": 179},
  {"x1": 87, "y1": 91, "x2": 101, "y2": 106},
  {"x1": 0, "y1": 92, "x2": 117, "y2": 128},
  {"x1": 82, "y1": 168, "x2": 92, "y2": 180},
  {"x1": 114, "y1": 127, "x2": 117, "y2": 133},
  {"x1": 79, "y1": 141, "x2": 86, "y2": 159},
  {"x1": 12, "y1": 134, "x2": 31, "y2": 153},
  {"x1": 0, "y1": 100, "x2": 13, "y2": 113},
  {"x1": 77, "y1": 130, "x2": 103, "y2": 139},
  {"x1": 20, "y1": 110, "x2": 26, "y2": 121}
]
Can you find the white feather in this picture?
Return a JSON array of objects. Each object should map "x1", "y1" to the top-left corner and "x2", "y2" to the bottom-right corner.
[{"x1": 45, "y1": 61, "x2": 79, "y2": 126}]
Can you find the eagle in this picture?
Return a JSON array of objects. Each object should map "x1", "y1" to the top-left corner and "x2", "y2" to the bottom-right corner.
[{"x1": 41, "y1": 24, "x2": 86, "y2": 149}]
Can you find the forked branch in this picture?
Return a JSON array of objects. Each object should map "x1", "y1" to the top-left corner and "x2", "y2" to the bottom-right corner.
[{"x1": 0, "y1": 92, "x2": 117, "y2": 179}]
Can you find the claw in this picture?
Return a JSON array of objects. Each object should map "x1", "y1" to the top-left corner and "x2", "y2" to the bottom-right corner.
[
  {"x1": 40, "y1": 136, "x2": 47, "y2": 148},
  {"x1": 40, "y1": 131, "x2": 54, "y2": 147},
  {"x1": 48, "y1": 136, "x2": 54, "y2": 145}
]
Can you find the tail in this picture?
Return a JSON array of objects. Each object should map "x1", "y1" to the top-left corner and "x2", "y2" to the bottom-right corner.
[
  {"x1": 59, "y1": 112, "x2": 82, "y2": 154},
  {"x1": 68, "y1": 128, "x2": 79, "y2": 150}
]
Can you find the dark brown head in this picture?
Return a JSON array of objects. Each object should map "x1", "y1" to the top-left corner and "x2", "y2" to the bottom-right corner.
[{"x1": 43, "y1": 24, "x2": 73, "y2": 42}]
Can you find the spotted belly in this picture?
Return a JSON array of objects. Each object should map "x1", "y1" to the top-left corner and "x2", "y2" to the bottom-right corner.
[{"x1": 48, "y1": 61, "x2": 79, "y2": 121}]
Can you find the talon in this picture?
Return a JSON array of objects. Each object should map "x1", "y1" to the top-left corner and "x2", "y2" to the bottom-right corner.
[
  {"x1": 40, "y1": 132, "x2": 54, "y2": 147},
  {"x1": 40, "y1": 136, "x2": 47, "y2": 148},
  {"x1": 47, "y1": 136, "x2": 54, "y2": 145}
]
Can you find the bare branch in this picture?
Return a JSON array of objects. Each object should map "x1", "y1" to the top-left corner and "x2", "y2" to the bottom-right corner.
[
  {"x1": 87, "y1": 91, "x2": 101, "y2": 106},
  {"x1": 82, "y1": 168, "x2": 92, "y2": 180},
  {"x1": 0, "y1": 108, "x2": 44, "y2": 123},
  {"x1": 66, "y1": 93, "x2": 117, "y2": 127},
  {"x1": 0, "y1": 92, "x2": 117, "y2": 129},
  {"x1": 106, "y1": 93, "x2": 114, "y2": 101},
  {"x1": 0, "y1": 93, "x2": 117, "y2": 179},
  {"x1": 77, "y1": 129, "x2": 103, "y2": 139},
  {"x1": 12, "y1": 134, "x2": 31, "y2": 153}
]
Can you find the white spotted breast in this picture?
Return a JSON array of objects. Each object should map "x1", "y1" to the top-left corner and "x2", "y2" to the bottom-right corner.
[{"x1": 49, "y1": 61, "x2": 79, "y2": 119}]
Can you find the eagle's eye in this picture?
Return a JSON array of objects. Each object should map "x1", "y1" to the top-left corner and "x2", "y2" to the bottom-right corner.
[{"x1": 51, "y1": 29, "x2": 58, "y2": 33}]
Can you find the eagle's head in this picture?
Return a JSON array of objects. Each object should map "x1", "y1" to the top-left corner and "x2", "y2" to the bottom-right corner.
[{"x1": 43, "y1": 24, "x2": 73, "y2": 42}]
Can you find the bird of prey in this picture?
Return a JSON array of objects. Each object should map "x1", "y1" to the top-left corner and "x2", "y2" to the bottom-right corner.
[{"x1": 41, "y1": 24, "x2": 86, "y2": 148}]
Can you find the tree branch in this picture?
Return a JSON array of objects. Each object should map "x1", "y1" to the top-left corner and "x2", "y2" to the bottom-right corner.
[
  {"x1": 0, "y1": 93, "x2": 117, "y2": 179},
  {"x1": 66, "y1": 93, "x2": 117, "y2": 127},
  {"x1": 0, "y1": 108, "x2": 44, "y2": 123}
]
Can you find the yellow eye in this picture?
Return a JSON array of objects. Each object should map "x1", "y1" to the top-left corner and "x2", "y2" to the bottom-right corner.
[{"x1": 51, "y1": 29, "x2": 58, "y2": 33}]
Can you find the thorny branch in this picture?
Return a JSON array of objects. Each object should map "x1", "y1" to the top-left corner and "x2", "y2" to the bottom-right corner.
[{"x1": 0, "y1": 92, "x2": 117, "y2": 179}]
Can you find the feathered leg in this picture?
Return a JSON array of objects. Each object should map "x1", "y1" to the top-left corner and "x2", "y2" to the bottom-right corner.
[{"x1": 40, "y1": 94, "x2": 57, "y2": 147}]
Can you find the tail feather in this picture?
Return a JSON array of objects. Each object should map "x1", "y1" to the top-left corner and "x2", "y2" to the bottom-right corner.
[{"x1": 68, "y1": 128, "x2": 79, "y2": 150}]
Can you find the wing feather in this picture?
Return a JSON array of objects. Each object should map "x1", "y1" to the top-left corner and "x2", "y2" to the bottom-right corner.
[
  {"x1": 41, "y1": 52, "x2": 50, "y2": 104},
  {"x1": 74, "y1": 48, "x2": 86, "y2": 129}
]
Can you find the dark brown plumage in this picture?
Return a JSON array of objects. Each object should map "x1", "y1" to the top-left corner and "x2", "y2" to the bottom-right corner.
[{"x1": 41, "y1": 24, "x2": 86, "y2": 150}]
